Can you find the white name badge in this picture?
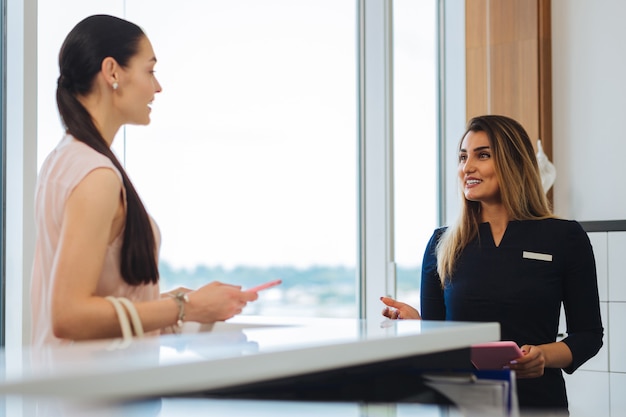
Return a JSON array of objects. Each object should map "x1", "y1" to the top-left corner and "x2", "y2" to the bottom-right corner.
[{"x1": 523, "y1": 251, "x2": 553, "y2": 262}]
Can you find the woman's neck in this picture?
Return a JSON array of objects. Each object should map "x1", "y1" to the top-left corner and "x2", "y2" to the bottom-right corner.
[
  {"x1": 480, "y1": 203, "x2": 510, "y2": 246},
  {"x1": 76, "y1": 83, "x2": 120, "y2": 147},
  {"x1": 480, "y1": 203, "x2": 509, "y2": 224}
]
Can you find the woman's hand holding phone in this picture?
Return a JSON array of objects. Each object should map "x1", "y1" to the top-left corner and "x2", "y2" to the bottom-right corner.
[{"x1": 246, "y1": 279, "x2": 282, "y2": 293}]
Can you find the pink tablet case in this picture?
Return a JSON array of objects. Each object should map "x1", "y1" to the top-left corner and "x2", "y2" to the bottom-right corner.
[{"x1": 471, "y1": 341, "x2": 524, "y2": 370}]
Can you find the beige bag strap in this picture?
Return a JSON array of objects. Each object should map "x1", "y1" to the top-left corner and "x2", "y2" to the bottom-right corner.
[
  {"x1": 105, "y1": 296, "x2": 133, "y2": 341},
  {"x1": 117, "y1": 297, "x2": 144, "y2": 338}
]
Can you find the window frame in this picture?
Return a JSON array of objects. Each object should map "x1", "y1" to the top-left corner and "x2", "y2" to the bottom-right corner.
[
  {"x1": 358, "y1": 0, "x2": 396, "y2": 320},
  {"x1": 5, "y1": 0, "x2": 37, "y2": 351},
  {"x1": 0, "y1": 0, "x2": 6, "y2": 347},
  {"x1": 3, "y1": 0, "x2": 466, "y2": 344}
]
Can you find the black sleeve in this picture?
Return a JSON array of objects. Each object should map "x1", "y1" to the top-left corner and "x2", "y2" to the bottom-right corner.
[
  {"x1": 420, "y1": 228, "x2": 446, "y2": 320},
  {"x1": 560, "y1": 221, "x2": 604, "y2": 374}
]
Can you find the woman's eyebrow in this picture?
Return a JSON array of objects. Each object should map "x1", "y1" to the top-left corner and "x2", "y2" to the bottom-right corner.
[{"x1": 459, "y1": 145, "x2": 490, "y2": 153}]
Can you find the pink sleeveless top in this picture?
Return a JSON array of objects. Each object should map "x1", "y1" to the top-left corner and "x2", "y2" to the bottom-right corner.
[{"x1": 31, "y1": 135, "x2": 161, "y2": 347}]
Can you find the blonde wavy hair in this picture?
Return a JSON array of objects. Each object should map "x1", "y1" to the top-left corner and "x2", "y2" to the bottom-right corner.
[{"x1": 436, "y1": 115, "x2": 554, "y2": 285}]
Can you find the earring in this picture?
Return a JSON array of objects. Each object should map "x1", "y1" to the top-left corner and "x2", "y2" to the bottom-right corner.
[{"x1": 112, "y1": 81, "x2": 119, "y2": 90}]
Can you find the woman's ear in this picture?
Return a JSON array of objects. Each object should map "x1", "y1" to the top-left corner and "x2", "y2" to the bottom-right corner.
[{"x1": 101, "y1": 57, "x2": 120, "y2": 89}]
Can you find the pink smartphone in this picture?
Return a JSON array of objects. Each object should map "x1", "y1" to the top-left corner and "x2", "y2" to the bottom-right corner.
[
  {"x1": 471, "y1": 341, "x2": 524, "y2": 370},
  {"x1": 246, "y1": 279, "x2": 282, "y2": 292}
]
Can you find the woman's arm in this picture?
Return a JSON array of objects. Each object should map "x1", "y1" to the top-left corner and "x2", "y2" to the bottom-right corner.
[
  {"x1": 51, "y1": 167, "x2": 129, "y2": 339},
  {"x1": 509, "y1": 341, "x2": 573, "y2": 378},
  {"x1": 50, "y1": 168, "x2": 257, "y2": 341},
  {"x1": 559, "y1": 221, "x2": 604, "y2": 373},
  {"x1": 420, "y1": 228, "x2": 446, "y2": 320}
]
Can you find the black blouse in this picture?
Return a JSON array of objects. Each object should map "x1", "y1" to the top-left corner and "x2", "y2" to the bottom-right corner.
[{"x1": 420, "y1": 219, "x2": 604, "y2": 409}]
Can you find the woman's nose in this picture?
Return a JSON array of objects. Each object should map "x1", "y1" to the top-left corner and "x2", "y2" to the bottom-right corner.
[
  {"x1": 153, "y1": 78, "x2": 162, "y2": 93},
  {"x1": 462, "y1": 158, "x2": 475, "y2": 173}
]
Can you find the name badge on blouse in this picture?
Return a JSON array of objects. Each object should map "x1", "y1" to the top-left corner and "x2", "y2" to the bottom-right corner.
[{"x1": 523, "y1": 251, "x2": 553, "y2": 262}]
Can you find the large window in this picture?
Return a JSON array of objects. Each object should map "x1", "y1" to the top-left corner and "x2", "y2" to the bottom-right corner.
[
  {"x1": 34, "y1": 1, "x2": 439, "y2": 323},
  {"x1": 393, "y1": 1, "x2": 438, "y2": 310},
  {"x1": 124, "y1": 1, "x2": 358, "y2": 317}
]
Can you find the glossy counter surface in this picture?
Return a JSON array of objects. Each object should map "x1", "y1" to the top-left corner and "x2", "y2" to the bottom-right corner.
[
  {"x1": 0, "y1": 317, "x2": 500, "y2": 401},
  {"x1": 5, "y1": 397, "x2": 536, "y2": 417}
]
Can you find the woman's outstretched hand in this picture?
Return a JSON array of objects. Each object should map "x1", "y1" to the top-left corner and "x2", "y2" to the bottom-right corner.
[
  {"x1": 186, "y1": 282, "x2": 258, "y2": 323},
  {"x1": 380, "y1": 296, "x2": 422, "y2": 320}
]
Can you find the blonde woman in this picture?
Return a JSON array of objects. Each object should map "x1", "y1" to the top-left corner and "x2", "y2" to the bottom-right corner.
[{"x1": 381, "y1": 115, "x2": 603, "y2": 410}]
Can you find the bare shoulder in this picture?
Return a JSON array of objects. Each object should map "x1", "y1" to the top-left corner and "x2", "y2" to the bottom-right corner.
[
  {"x1": 67, "y1": 167, "x2": 123, "y2": 218},
  {"x1": 76, "y1": 167, "x2": 122, "y2": 195}
]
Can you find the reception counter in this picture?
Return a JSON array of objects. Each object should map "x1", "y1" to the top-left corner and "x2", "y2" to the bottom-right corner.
[
  {"x1": 6, "y1": 397, "x2": 527, "y2": 417},
  {"x1": 0, "y1": 317, "x2": 501, "y2": 410}
]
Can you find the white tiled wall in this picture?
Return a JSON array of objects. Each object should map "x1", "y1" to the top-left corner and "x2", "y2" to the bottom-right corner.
[
  {"x1": 608, "y1": 232, "x2": 626, "y2": 301},
  {"x1": 609, "y1": 303, "x2": 625, "y2": 373},
  {"x1": 565, "y1": 370, "x2": 610, "y2": 417},
  {"x1": 565, "y1": 231, "x2": 626, "y2": 417},
  {"x1": 610, "y1": 373, "x2": 626, "y2": 414}
]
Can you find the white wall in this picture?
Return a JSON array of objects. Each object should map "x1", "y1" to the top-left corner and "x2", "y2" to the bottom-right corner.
[
  {"x1": 564, "y1": 232, "x2": 625, "y2": 417},
  {"x1": 551, "y1": 5, "x2": 626, "y2": 414},
  {"x1": 552, "y1": 0, "x2": 626, "y2": 221}
]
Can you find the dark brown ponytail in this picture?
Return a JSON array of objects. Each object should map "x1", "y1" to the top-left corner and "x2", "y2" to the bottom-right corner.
[{"x1": 57, "y1": 15, "x2": 158, "y2": 285}]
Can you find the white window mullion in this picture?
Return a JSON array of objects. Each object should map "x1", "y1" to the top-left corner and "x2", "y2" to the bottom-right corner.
[
  {"x1": 439, "y1": 0, "x2": 466, "y2": 225},
  {"x1": 358, "y1": 0, "x2": 395, "y2": 320},
  {"x1": 4, "y1": 0, "x2": 37, "y2": 415},
  {"x1": 6, "y1": 0, "x2": 37, "y2": 351}
]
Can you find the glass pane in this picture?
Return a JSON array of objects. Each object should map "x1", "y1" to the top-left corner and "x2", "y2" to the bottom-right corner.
[
  {"x1": 393, "y1": 0, "x2": 438, "y2": 310},
  {"x1": 124, "y1": 1, "x2": 358, "y2": 317}
]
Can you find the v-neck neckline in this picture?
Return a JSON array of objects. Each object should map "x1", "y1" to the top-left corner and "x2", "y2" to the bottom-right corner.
[{"x1": 481, "y1": 221, "x2": 512, "y2": 248}]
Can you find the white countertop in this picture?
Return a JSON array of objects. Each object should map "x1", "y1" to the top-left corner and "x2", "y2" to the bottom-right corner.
[
  {"x1": 5, "y1": 396, "x2": 525, "y2": 417},
  {"x1": 0, "y1": 317, "x2": 500, "y2": 401}
]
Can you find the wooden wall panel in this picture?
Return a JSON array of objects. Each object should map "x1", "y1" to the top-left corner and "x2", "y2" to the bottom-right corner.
[
  {"x1": 465, "y1": 0, "x2": 552, "y2": 160},
  {"x1": 538, "y1": 0, "x2": 552, "y2": 160},
  {"x1": 465, "y1": 0, "x2": 489, "y2": 125}
]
